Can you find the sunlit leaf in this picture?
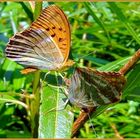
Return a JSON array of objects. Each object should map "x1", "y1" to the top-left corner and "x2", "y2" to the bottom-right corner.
[{"x1": 39, "y1": 74, "x2": 74, "y2": 138}]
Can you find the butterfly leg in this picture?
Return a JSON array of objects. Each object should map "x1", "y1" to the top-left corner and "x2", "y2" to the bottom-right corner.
[{"x1": 43, "y1": 71, "x2": 50, "y2": 81}]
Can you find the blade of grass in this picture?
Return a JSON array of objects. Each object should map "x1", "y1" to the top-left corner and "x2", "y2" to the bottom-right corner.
[
  {"x1": 34, "y1": 2, "x2": 42, "y2": 20},
  {"x1": 123, "y1": 63, "x2": 140, "y2": 99},
  {"x1": 108, "y1": 2, "x2": 140, "y2": 45},
  {"x1": 31, "y1": 70, "x2": 41, "y2": 138},
  {"x1": 19, "y1": 2, "x2": 33, "y2": 22},
  {"x1": 30, "y1": 2, "x2": 42, "y2": 138},
  {"x1": 84, "y1": 2, "x2": 111, "y2": 43},
  {"x1": 39, "y1": 73, "x2": 74, "y2": 138}
]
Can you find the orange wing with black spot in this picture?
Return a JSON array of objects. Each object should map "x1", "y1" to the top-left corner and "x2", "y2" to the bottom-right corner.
[{"x1": 5, "y1": 5, "x2": 71, "y2": 71}]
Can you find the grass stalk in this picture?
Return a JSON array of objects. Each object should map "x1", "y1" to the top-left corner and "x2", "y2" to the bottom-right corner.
[{"x1": 30, "y1": 2, "x2": 42, "y2": 138}]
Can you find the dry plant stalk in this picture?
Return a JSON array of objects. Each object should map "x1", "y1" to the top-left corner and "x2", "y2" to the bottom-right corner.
[
  {"x1": 119, "y1": 49, "x2": 140, "y2": 74},
  {"x1": 110, "y1": 122, "x2": 124, "y2": 139},
  {"x1": 72, "y1": 49, "x2": 140, "y2": 137}
]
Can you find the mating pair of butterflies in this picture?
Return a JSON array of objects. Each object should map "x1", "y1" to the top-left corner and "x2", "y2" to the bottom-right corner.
[{"x1": 5, "y1": 5, "x2": 126, "y2": 109}]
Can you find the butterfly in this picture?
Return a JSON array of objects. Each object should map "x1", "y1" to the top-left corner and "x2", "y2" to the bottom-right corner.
[
  {"x1": 67, "y1": 67, "x2": 126, "y2": 109},
  {"x1": 5, "y1": 5, "x2": 74, "y2": 74}
]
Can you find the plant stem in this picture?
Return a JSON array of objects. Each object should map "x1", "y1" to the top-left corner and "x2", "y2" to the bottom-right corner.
[
  {"x1": 72, "y1": 107, "x2": 96, "y2": 137},
  {"x1": 31, "y1": 71, "x2": 41, "y2": 138},
  {"x1": 0, "y1": 98, "x2": 28, "y2": 109},
  {"x1": 0, "y1": 91, "x2": 34, "y2": 99},
  {"x1": 73, "y1": 3, "x2": 82, "y2": 33},
  {"x1": 119, "y1": 49, "x2": 140, "y2": 75},
  {"x1": 30, "y1": 2, "x2": 42, "y2": 138},
  {"x1": 110, "y1": 122, "x2": 124, "y2": 139}
]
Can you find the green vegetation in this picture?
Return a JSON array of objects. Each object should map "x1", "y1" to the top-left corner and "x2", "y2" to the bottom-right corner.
[{"x1": 0, "y1": 2, "x2": 140, "y2": 138}]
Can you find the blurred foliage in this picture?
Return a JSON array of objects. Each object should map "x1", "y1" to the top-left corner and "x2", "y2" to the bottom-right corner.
[{"x1": 0, "y1": 1, "x2": 140, "y2": 138}]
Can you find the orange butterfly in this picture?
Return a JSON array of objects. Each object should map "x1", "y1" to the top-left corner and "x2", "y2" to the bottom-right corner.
[{"x1": 5, "y1": 5, "x2": 74, "y2": 74}]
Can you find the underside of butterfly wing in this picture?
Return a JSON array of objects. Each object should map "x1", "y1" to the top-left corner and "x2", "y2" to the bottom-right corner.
[
  {"x1": 5, "y1": 5, "x2": 71, "y2": 71},
  {"x1": 68, "y1": 67, "x2": 126, "y2": 108}
]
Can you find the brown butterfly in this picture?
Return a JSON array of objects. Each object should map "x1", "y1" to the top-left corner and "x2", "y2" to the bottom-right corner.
[
  {"x1": 67, "y1": 67, "x2": 126, "y2": 108},
  {"x1": 5, "y1": 5, "x2": 74, "y2": 74}
]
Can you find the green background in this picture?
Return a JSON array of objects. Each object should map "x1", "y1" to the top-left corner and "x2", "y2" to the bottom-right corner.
[{"x1": 0, "y1": 2, "x2": 140, "y2": 138}]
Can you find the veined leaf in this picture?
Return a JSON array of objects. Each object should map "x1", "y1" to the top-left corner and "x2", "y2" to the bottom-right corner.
[
  {"x1": 123, "y1": 63, "x2": 140, "y2": 101},
  {"x1": 38, "y1": 73, "x2": 74, "y2": 138}
]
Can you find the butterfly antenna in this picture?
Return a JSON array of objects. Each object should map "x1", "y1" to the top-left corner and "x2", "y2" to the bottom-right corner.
[
  {"x1": 57, "y1": 72, "x2": 69, "y2": 97},
  {"x1": 87, "y1": 113, "x2": 98, "y2": 138},
  {"x1": 58, "y1": 72, "x2": 65, "y2": 79},
  {"x1": 58, "y1": 72, "x2": 66, "y2": 84}
]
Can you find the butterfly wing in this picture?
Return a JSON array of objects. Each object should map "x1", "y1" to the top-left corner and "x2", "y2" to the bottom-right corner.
[
  {"x1": 68, "y1": 67, "x2": 126, "y2": 108},
  {"x1": 5, "y1": 5, "x2": 70, "y2": 70}
]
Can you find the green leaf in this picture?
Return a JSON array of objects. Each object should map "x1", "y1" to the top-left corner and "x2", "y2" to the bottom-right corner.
[
  {"x1": 98, "y1": 56, "x2": 131, "y2": 71},
  {"x1": 6, "y1": 130, "x2": 31, "y2": 138},
  {"x1": 73, "y1": 53, "x2": 109, "y2": 66},
  {"x1": 1, "y1": 58, "x2": 17, "y2": 80},
  {"x1": 123, "y1": 63, "x2": 140, "y2": 102},
  {"x1": 39, "y1": 74, "x2": 74, "y2": 138},
  {"x1": 0, "y1": 58, "x2": 25, "y2": 90}
]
